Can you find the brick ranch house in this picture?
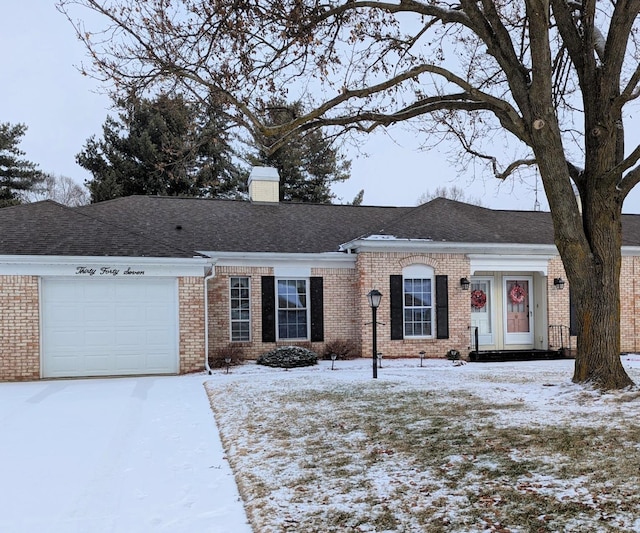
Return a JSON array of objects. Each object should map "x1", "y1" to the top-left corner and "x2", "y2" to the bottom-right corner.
[{"x1": 1, "y1": 167, "x2": 639, "y2": 381}]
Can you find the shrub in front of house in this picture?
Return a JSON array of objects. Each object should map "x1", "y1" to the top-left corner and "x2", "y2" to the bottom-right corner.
[
  {"x1": 209, "y1": 343, "x2": 245, "y2": 369},
  {"x1": 257, "y1": 346, "x2": 318, "y2": 368},
  {"x1": 322, "y1": 338, "x2": 360, "y2": 360}
]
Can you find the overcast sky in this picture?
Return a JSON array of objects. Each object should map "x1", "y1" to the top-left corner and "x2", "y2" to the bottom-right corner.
[{"x1": 2, "y1": 3, "x2": 639, "y2": 213}]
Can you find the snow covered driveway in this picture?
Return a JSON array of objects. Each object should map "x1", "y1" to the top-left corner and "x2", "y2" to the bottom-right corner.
[{"x1": 0, "y1": 375, "x2": 251, "y2": 533}]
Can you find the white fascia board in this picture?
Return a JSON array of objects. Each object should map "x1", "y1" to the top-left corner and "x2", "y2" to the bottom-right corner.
[
  {"x1": 622, "y1": 246, "x2": 640, "y2": 257},
  {"x1": 341, "y1": 238, "x2": 559, "y2": 256},
  {"x1": 0, "y1": 255, "x2": 208, "y2": 277},
  {"x1": 200, "y1": 251, "x2": 356, "y2": 270},
  {"x1": 468, "y1": 254, "x2": 558, "y2": 275}
]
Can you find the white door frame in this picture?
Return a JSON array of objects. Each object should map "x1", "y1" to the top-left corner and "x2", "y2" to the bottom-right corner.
[
  {"x1": 503, "y1": 276, "x2": 534, "y2": 346},
  {"x1": 470, "y1": 276, "x2": 495, "y2": 347}
]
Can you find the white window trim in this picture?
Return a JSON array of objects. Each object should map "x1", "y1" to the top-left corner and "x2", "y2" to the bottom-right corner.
[
  {"x1": 402, "y1": 265, "x2": 435, "y2": 339},
  {"x1": 276, "y1": 277, "x2": 310, "y2": 341},
  {"x1": 229, "y1": 276, "x2": 251, "y2": 342}
]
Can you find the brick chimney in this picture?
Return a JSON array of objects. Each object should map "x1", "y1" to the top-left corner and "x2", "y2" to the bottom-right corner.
[{"x1": 248, "y1": 166, "x2": 280, "y2": 203}]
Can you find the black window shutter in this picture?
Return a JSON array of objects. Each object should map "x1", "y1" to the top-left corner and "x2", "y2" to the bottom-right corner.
[
  {"x1": 310, "y1": 277, "x2": 324, "y2": 342},
  {"x1": 435, "y1": 275, "x2": 449, "y2": 339},
  {"x1": 261, "y1": 276, "x2": 276, "y2": 343},
  {"x1": 390, "y1": 275, "x2": 404, "y2": 340}
]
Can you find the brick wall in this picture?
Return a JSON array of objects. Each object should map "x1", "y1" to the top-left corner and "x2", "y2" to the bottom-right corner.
[
  {"x1": 546, "y1": 257, "x2": 573, "y2": 351},
  {"x1": 312, "y1": 267, "x2": 360, "y2": 354},
  {"x1": 178, "y1": 276, "x2": 206, "y2": 374},
  {"x1": 0, "y1": 276, "x2": 40, "y2": 381},
  {"x1": 621, "y1": 256, "x2": 639, "y2": 353},
  {"x1": 547, "y1": 255, "x2": 639, "y2": 354},
  {"x1": 208, "y1": 266, "x2": 360, "y2": 360},
  {"x1": 357, "y1": 252, "x2": 471, "y2": 359}
]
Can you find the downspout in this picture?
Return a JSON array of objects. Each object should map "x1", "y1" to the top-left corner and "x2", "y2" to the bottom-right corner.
[{"x1": 204, "y1": 265, "x2": 216, "y2": 375}]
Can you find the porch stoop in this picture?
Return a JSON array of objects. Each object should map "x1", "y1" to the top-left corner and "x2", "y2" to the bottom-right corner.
[{"x1": 468, "y1": 349, "x2": 571, "y2": 362}]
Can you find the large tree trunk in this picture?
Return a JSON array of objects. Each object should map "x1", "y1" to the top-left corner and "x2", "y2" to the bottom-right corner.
[
  {"x1": 570, "y1": 244, "x2": 632, "y2": 388},
  {"x1": 532, "y1": 124, "x2": 633, "y2": 390},
  {"x1": 560, "y1": 195, "x2": 633, "y2": 389}
]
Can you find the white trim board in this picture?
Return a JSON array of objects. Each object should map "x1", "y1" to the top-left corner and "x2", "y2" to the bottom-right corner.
[{"x1": 469, "y1": 255, "x2": 555, "y2": 275}]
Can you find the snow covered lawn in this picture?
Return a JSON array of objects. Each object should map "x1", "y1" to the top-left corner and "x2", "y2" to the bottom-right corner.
[
  {"x1": 206, "y1": 356, "x2": 640, "y2": 532},
  {"x1": 0, "y1": 375, "x2": 251, "y2": 533}
]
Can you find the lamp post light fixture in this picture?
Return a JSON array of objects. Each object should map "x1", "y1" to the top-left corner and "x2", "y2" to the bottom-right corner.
[
  {"x1": 330, "y1": 352, "x2": 338, "y2": 370},
  {"x1": 419, "y1": 350, "x2": 426, "y2": 367},
  {"x1": 460, "y1": 277, "x2": 471, "y2": 290},
  {"x1": 553, "y1": 277, "x2": 566, "y2": 290},
  {"x1": 367, "y1": 289, "x2": 383, "y2": 379},
  {"x1": 224, "y1": 355, "x2": 232, "y2": 374}
]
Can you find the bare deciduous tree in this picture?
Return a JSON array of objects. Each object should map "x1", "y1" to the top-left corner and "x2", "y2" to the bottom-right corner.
[
  {"x1": 21, "y1": 173, "x2": 89, "y2": 206},
  {"x1": 57, "y1": 0, "x2": 640, "y2": 388},
  {"x1": 417, "y1": 186, "x2": 484, "y2": 207}
]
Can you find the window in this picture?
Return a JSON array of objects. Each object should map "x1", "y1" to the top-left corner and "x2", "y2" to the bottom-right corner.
[
  {"x1": 230, "y1": 277, "x2": 250, "y2": 341},
  {"x1": 402, "y1": 265, "x2": 434, "y2": 338},
  {"x1": 391, "y1": 269, "x2": 447, "y2": 341},
  {"x1": 277, "y1": 279, "x2": 308, "y2": 339},
  {"x1": 404, "y1": 278, "x2": 433, "y2": 337}
]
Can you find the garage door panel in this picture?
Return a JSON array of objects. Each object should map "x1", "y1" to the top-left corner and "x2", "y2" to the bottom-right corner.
[
  {"x1": 115, "y1": 328, "x2": 143, "y2": 344},
  {"x1": 48, "y1": 356, "x2": 81, "y2": 373},
  {"x1": 45, "y1": 305, "x2": 84, "y2": 326},
  {"x1": 84, "y1": 353, "x2": 114, "y2": 373},
  {"x1": 85, "y1": 329, "x2": 115, "y2": 346},
  {"x1": 42, "y1": 278, "x2": 179, "y2": 378},
  {"x1": 113, "y1": 353, "x2": 145, "y2": 371}
]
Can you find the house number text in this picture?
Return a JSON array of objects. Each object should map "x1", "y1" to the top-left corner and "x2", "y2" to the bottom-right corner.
[{"x1": 75, "y1": 266, "x2": 146, "y2": 277}]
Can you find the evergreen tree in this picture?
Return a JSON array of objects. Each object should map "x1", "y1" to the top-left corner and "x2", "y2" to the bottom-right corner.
[
  {"x1": 350, "y1": 189, "x2": 365, "y2": 206},
  {"x1": 77, "y1": 94, "x2": 243, "y2": 202},
  {"x1": 249, "y1": 101, "x2": 351, "y2": 203},
  {"x1": 0, "y1": 122, "x2": 44, "y2": 207}
]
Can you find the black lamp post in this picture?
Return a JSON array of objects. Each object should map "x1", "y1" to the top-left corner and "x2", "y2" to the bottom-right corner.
[{"x1": 367, "y1": 289, "x2": 382, "y2": 379}]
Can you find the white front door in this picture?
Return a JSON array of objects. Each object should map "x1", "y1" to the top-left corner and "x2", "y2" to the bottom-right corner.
[
  {"x1": 503, "y1": 277, "x2": 533, "y2": 345},
  {"x1": 470, "y1": 277, "x2": 493, "y2": 346}
]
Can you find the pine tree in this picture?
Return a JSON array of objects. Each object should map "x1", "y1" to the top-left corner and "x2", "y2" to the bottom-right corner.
[
  {"x1": 249, "y1": 101, "x2": 351, "y2": 203},
  {"x1": 78, "y1": 94, "x2": 243, "y2": 202},
  {"x1": 0, "y1": 123, "x2": 44, "y2": 207}
]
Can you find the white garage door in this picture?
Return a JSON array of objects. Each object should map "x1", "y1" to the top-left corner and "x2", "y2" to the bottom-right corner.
[{"x1": 41, "y1": 278, "x2": 179, "y2": 378}]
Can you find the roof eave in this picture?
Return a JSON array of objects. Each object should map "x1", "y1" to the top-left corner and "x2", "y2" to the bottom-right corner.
[
  {"x1": 201, "y1": 251, "x2": 356, "y2": 269},
  {"x1": 340, "y1": 238, "x2": 560, "y2": 255}
]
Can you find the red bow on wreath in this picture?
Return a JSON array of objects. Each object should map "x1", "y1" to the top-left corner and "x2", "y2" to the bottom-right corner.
[
  {"x1": 471, "y1": 289, "x2": 487, "y2": 309},
  {"x1": 509, "y1": 284, "x2": 526, "y2": 304}
]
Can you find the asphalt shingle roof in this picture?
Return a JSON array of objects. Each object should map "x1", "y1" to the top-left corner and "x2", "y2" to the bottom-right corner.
[
  {"x1": 1, "y1": 196, "x2": 639, "y2": 257},
  {"x1": 77, "y1": 196, "x2": 412, "y2": 254},
  {"x1": 0, "y1": 201, "x2": 200, "y2": 257},
  {"x1": 373, "y1": 199, "x2": 558, "y2": 244}
]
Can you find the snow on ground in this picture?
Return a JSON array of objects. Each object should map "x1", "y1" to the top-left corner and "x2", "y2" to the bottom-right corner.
[
  {"x1": 0, "y1": 375, "x2": 252, "y2": 533},
  {"x1": 3, "y1": 357, "x2": 640, "y2": 533},
  {"x1": 205, "y1": 355, "x2": 640, "y2": 532}
]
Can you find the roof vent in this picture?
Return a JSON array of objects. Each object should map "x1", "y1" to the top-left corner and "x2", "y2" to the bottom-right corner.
[{"x1": 248, "y1": 166, "x2": 280, "y2": 203}]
